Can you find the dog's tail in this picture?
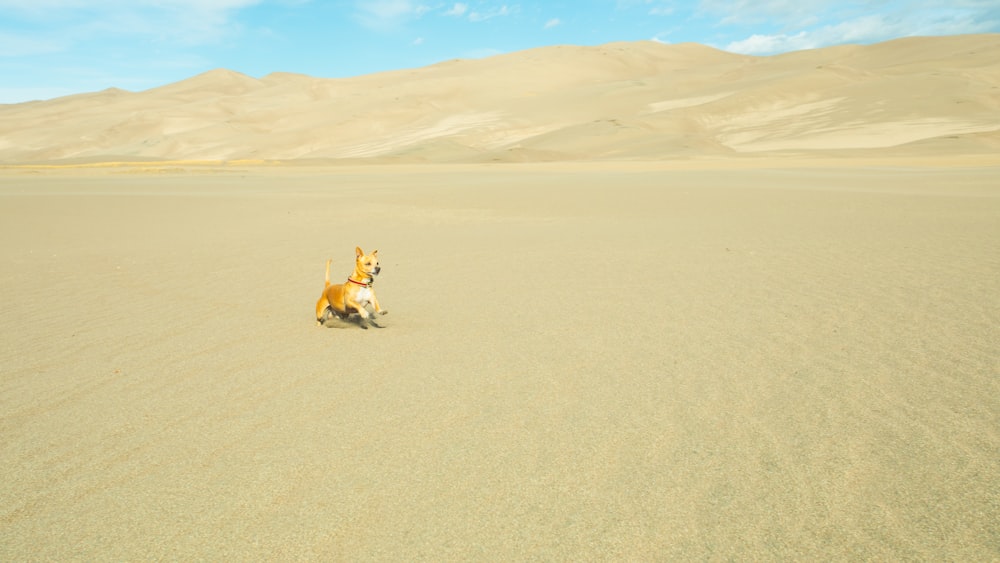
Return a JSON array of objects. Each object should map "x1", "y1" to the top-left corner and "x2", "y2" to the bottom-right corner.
[{"x1": 324, "y1": 259, "x2": 332, "y2": 287}]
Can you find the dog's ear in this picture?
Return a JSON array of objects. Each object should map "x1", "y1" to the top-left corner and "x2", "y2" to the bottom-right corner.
[
  {"x1": 355, "y1": 246, "x2": 364, "y2": 258},
  {"x1": 372, "y1": 250, "x2": 379, "y2": 257}
]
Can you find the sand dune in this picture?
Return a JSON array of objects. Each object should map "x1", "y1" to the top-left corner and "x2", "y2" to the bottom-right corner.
[{"x1": 1, "y1": 34, "x2": 998, "y2": 164}]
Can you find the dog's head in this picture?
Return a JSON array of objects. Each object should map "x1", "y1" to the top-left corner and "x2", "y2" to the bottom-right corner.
[{"x1": 355, "y1": 246, "x2": 381, "y2": 277}]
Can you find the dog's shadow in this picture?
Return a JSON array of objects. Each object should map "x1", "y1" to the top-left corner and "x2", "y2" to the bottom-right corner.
[{"x1": 320, "y1": 315, "x2": 386, "y2": 330}]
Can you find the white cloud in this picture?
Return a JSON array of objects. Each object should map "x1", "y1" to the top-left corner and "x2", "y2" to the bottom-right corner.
[
  {"x1": 0, "y1": 0, "x2": 173, "y2": 22},
  {"x1": 611, "y1": 1, "x2": 679, "y2": 20},
  {"x1": 357, "y1": 0, "x2": 424, "y2": 19},
  {"x1": 717, "y1": 1, "x2": 1000, "y2": 54},
  {"x1": 354, "y1": 0, "x2": 430, "y2": 30},
  {"x1": 0, "y1": 0, "x2": 87, "y2": 17},
  {"x1": 412, "y1": 36, "x2": 424, "y2": 45},
  {"x1": 468, "y1": 4, "x2": 515, "y2": 22},
  {"x1": 698, "y1": 0, "x2": 832, "y2": 28},
  {"x1": 725, "y1": 31, "x2": 812, "y2": 54},
  {"x1": 544, "y1": 18, "x2": 560, "y2": 29},
  {"x1": 444, "y1": 2, "x2": 467, "y2": 17},
  {"x1": 0, "y1": 32, "x2": 67, "y2": 57},
  {"x1": 0, "y1": 0, "x2": 265, "y2": 46}
]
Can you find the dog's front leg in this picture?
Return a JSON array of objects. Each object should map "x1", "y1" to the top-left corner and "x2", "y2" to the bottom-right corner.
[
  {"x1": 361, "y1": 305, "x2": 385, "y2": 328},
  {"x1": 345, "y1": 298, "x2": 373, "y2": 329},
  {"x1": 371, "y1": 293, "x2": 388, "y2": 316}
]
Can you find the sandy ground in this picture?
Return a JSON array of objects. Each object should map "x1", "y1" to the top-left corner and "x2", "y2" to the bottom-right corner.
[{"x1": 1, "y1": 161, "x2": 997, "y2": 560}]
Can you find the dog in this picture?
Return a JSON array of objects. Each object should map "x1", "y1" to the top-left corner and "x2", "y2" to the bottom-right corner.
[{"x1": 316, "y1": 247, "x2": 388, "y2": 329}]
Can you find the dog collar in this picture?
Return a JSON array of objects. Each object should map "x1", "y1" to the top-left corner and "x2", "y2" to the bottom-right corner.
[{"x1": 347, "y1": 277, "x2": 372, "y2": 288}]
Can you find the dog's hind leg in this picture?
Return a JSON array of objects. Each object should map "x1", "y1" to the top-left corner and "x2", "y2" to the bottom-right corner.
[
  {"x1": 316, "y1": 299, "x2": 332, "y2": 326},
  {"x1": 316, "y1": 259, "x2": 334, "y2": 326}
]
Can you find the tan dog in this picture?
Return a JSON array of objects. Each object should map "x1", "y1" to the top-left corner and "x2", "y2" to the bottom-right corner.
[{"x1": 316, "y1": 247, "x2": 387, "y2": 329}]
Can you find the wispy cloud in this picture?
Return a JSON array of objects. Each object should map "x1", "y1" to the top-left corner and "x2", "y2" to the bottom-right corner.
[
  {"x1": 712, "y1": 0, "x2": 1000, "y2": 54},
  {"x1": 615, "y1": 0, "x2": 675, "y2": 16},
  {"x1": 0, "y1": 31, "x2": 67, "y2": 57},
  {"x1": 444, "y1": 2, "x2": 467, "y2": 17},
  {"x1": 699, "y1": 0, "x2": 830, "y2": 28},
  {"x1": 725, "y1": 32, "x2": 811, "y2": 54},
  {"x1": 544, "y1": 18, "x2": 560, "y2": 29},
  {"x1": 0, "y1": 0, "x2": 266, "y2": 48},
  {"x1": 467, "y1": 4, "x2": 516, "y2": 22},
  {"x1": 354, "y1": 0, "x2": 431, "y2": 31},
  {"x1": 442, "y1": 2, "x2": 518, "y2": 22}
]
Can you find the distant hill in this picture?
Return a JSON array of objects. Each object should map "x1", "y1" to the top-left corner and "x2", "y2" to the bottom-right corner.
[{"x1": 2, "y1": 34, "x2": 998, "y2": 164}]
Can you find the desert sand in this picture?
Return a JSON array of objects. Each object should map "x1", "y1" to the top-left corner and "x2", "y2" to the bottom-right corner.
[{"x1": 2, "y1": 35, "x2": 999, "y2": 560}]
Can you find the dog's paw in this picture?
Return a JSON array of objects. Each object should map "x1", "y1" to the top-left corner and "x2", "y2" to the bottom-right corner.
[{"x1": 379, "y1": 310, "x2": 388, "y2": 316}]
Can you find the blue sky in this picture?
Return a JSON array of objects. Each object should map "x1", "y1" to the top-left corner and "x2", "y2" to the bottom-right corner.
[{"x1": 1, "y1": 0, "x2": 998, "y2": 104}]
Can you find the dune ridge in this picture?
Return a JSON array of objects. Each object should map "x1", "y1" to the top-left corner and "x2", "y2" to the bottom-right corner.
[{"x1": 1, "y1": 34, "x2": 998, "y2": 164}]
